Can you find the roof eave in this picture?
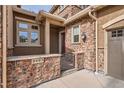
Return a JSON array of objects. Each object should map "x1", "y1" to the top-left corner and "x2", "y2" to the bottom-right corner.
[
  {"x1": 49, "y1": 5, "x2": 59, "y2": 13},
  {"x1": 38, "y1": 11, "x2": 65, "y2": 22},
  {"x1": 12, "y1": 7, "x2": 37, "y2": 17},
  {"x1": 64, "y1": 5, "x2": 107, "y2": 25}
]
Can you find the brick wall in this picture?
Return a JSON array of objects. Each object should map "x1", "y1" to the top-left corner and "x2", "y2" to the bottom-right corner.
[
  {"x1": 0, "y1": 6, "x2": 2, "y2": 88},
  {"x1": 7, "y1": 55, "x2": 61, "y2": 88},
  {"x1": 65, "y1": 17, "x2": 96, "y2": 71}
]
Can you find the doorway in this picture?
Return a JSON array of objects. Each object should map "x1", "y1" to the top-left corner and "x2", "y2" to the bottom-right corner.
[{"x1": 59, "y1": 31, "x2": 65, "y2": 54}]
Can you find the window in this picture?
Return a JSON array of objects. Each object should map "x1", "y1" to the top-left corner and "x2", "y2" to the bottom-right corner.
[
  {"x1": 112, "y1": 31, "x2": 116, "y2": 37},
  {"x1": 79, "y1": 5, "x2": 89, "y2": 9},
  {"x1": 111, "y1": 29, "x2": 123, "y2": 37},
  {"x1": 16, "y1": 21, "x2": 40, "y2": 46},
  {"x1": 72, "y1": 25, "x2": 80, "y2": 43},
  {"x1": 18, "y1": 23, "x2": 28, "y2": 29},
  {"x1": 59, "y1": 5, "x2": 66, "y2": 12},
  {"x1": 31, "y1": 31, "x2": 39, "y2": 44},
  {"x1": 19, "y1": 31, "x2": 28, "y2": 43},
  {"x1": 117, "y1": 30, "x2": 123, "y2": 37},
  {"x1": 31, "y1": 25, "x2": 38, "y2": 30}
]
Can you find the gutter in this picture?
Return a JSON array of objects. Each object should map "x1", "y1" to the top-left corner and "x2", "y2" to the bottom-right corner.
[
  {"x1": 2, "y1": 5, "x2": 7, "y2": 88},
  {"x1": 88, "y1": 8, "x2": 98, "y2": 74}
]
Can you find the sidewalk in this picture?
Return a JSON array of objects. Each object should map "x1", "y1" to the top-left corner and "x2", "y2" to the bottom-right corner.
[{"x1": 36, "y1": 70, "x2": 124, "y2": 88}]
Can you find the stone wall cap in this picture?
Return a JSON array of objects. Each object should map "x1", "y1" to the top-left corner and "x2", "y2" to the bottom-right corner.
[
  {"x1": 7, "y1": 54, "x2": 62, "y2": 61},
  {"x1": 72, "y1": 51, "x2": 84, "y2": 54}
]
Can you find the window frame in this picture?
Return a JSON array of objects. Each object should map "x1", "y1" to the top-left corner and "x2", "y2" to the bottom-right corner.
[
  {"x1": 16, "y1": 21, "x2": 41, "y2": 47},
  {"x1": 71, "y1": 25, "x2": 81, "y2": 44}
]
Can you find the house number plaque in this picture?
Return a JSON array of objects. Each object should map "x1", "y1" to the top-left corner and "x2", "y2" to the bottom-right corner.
[{"x1": 32, "y1": 58, "x2": 44, "y2": 64}]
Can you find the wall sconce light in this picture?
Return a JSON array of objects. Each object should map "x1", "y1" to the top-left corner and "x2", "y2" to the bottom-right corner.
[{"x1": 82, "y1": 32, "x2": 87, "y2": 43}]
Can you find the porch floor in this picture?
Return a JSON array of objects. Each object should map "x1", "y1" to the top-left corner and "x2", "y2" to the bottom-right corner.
[{"x1": 36, "y1": 70, "x2": 124, "y2": 88}]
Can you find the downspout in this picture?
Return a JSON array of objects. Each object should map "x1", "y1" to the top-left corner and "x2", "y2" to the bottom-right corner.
[
  {"x1": 88, "y1": 9, "x2": 98, "y2": 74},
  {"x1": 2, "y1": 5, "x2": 7, "y2": 88}
]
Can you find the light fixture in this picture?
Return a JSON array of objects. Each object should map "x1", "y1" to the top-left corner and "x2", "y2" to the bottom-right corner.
[{"x1": 82, "y1": 32, "x2": 87, "y2": 43}]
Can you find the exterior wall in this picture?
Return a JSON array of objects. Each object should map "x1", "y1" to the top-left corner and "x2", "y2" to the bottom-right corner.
[
  {"x1": 97, "y1": 5, "x2": 124, "y2": 72},
  {"x1": 75, "y1": 52, "x2": 84, "y2": 70},
  {"x1": 53, "y1": 6, "x2": 82, "y2": 19},
  {"x1": 65, "y1": 17, "x2": 96, "y2": 71},
  {"x1": 0, "y1": 6, "x2": 2, "y2": 88},
  {"x1": 8, "y1": 12, "x2": 45, "y2": 56},
  {"x1": 97, "y1": 5, "x2": 124, "y2": 48},
  {"x1": 7, "y1": 55, "x2": 61, "y2": 88}
]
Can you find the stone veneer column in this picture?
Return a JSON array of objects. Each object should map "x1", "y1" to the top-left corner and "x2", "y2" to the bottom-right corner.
[{"x1": 45, "y1": 19, "x2": 50, "y2": 54}]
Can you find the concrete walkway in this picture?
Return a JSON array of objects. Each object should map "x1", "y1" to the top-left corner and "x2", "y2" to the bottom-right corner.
[{"x1": 37, "y1": 70, "x2": 124, "y2": 88}]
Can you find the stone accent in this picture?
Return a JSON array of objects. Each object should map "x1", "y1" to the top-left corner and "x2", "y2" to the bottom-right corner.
[
  {"x1": 7, "y1": 55, "x2": 61, "y2": 88},
  {"x1": 53, "y1": 6, "x2": 82, "y2": 19},
  {"x1": 75, "y1": 52, "x2": 84, "y2": 70},
  {"x1": 98, "y1": 48, "x2": 104, "y2": 72},
  {"x1": 65, "y1": 17, "x2": 96, "y2": 71},
  {"x1": 7, "y1": 49, "x2": 13, "y2": 56},
  {"x1": 58, "y1": 6, "x2": 82, "y2": 19},
  {"x1": 0, "y1": 6, "x2": 2, "y2": 88}
]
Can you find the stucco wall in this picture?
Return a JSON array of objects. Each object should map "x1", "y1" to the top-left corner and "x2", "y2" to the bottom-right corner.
[
  {"x1": 65, "y1": 17, "x2": 96, "y2": 70},
  {"x1": 9, "y1": 12, "x2": 45, "y2": 56},
  {"x1": 0, "y1": 6, "x2": 2, "y2": 88}
]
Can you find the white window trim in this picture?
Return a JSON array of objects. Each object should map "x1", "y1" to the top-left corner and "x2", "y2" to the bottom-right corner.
[
  {"x1": 71, "y1": 25, "x2": 81, "y2": 44},
  {"x1": 16, "y1": 21, "x2": 41, "y2": 47}
]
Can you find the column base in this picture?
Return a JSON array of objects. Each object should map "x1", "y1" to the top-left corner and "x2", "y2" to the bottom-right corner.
[{"x1": 95, "y1": 71, "x2": 99, "y2": 75}]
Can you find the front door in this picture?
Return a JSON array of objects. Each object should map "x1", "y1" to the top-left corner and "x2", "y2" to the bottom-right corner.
[{"x1": 60, "y1": 32, "x2": 65, "y2": 54}]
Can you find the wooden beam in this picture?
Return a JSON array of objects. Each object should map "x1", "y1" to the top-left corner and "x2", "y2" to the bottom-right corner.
[{"x1": 48, "y1": 18, "x2": 64, "y2": 27}]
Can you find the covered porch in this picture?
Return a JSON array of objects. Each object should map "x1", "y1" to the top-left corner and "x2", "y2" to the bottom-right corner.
[{"x1": 6, "y1": 11, "x2": 76, "y2": 88}]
